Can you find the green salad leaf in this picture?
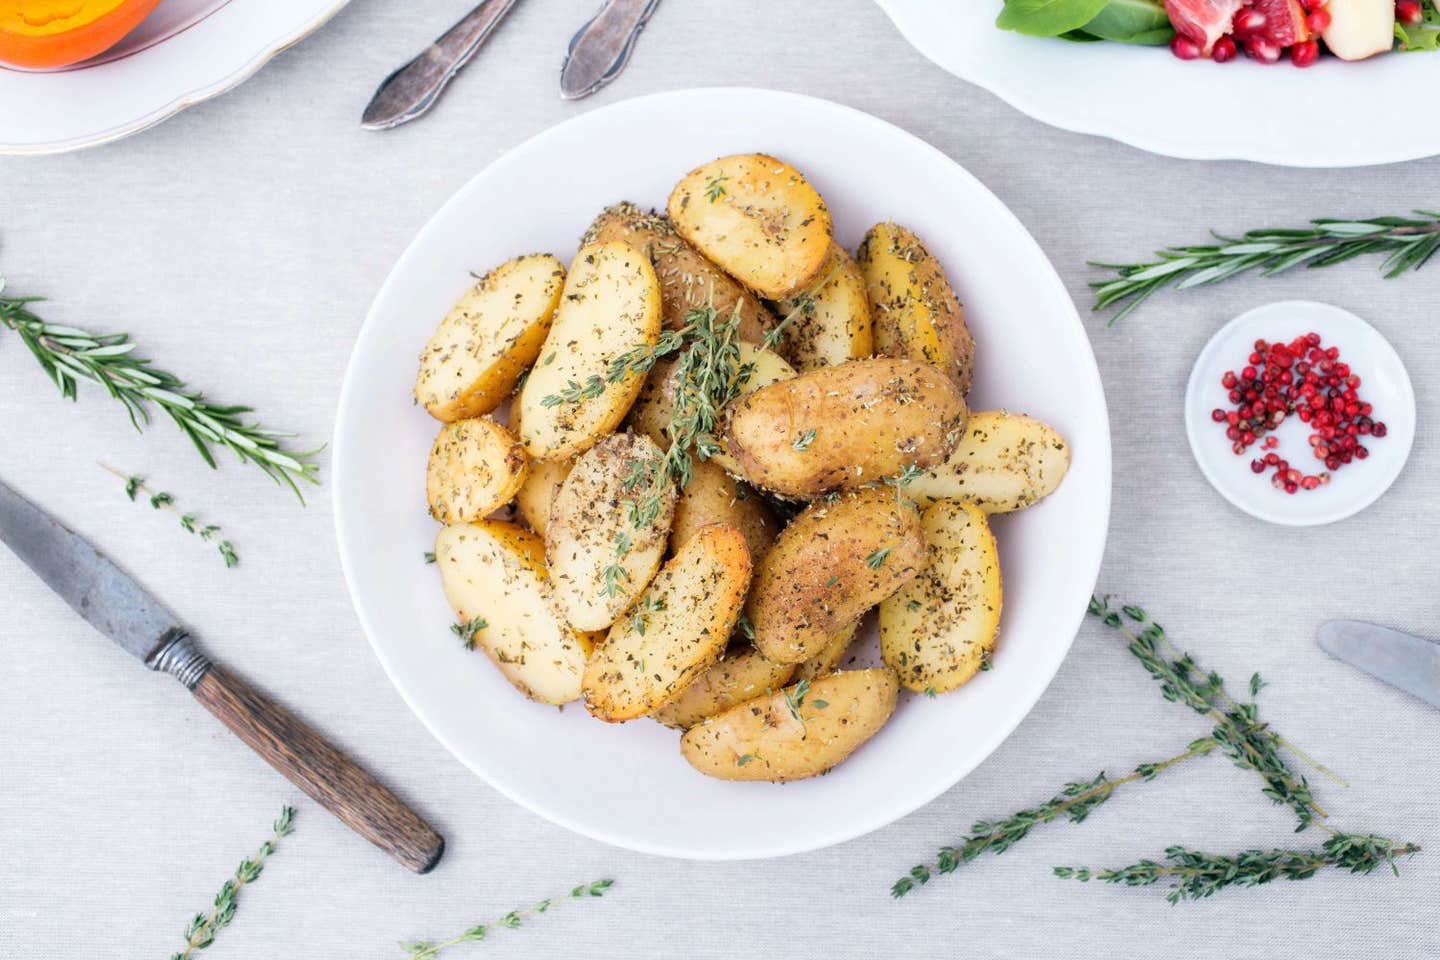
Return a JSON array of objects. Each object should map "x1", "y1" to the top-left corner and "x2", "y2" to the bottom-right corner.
[
  {"x1": 1394, "y1": 7, "x2": 1440, "y2": 51},
  {"x1": 996, "y1": 0, "x2": 1110, "y2": 37},
  {"x1": 1080, "y1": 0, "x2": 1175, "y2": 44},
  {"x1": 998, "y1": 0, "x2": 1175, "y2": 45}
]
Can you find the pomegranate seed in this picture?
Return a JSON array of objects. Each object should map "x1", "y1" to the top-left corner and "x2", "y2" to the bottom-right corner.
[
  {"x1": 1301, "y1": 476, "x2": 1321, "y2": 491},
  {"x1": 1222, "y1": 371, "x2": 1238, "y2": 388},
  {"x1": 1300, "y1": 0, "x2": 1325, "y2": 10},
  {"x1": 1211, "y1": 408, "x2": 1226, "y2": 422},
  {"x1": 1251, "y1": 459, "x2": 1266, "y2": 474},
  {"x1": 1306, "y1": 9, "x2": 1332, "y2": 31},
  {"x1": 1212, "y1": 36, "x2": 1239, "y2": 62},
  {"x1": 1397, "y1": 0, "x2": 1424, "y2": 24},
  {"x1": 1373, "y1": 422, "x2": 1388, "y2": 437},
  {"x1": 1291, "y1": 40, "x2": 1320, "y2": 68},
  {"x1": 1326, "y1": 456, "x2": 1342, "y2": 471},
  {"x1": 1235, "y1": 8, "x2": 1268, "y2": 33},
  {"x1": 1170, "y1": 34, "x2": 1204, "y2": 60},
  {"x1": 1356, "y1": 446, "x2": 1369, "y2": 460},
  {"x1": 1246, "y1": 37, "x2": 1282, "y2": 62}
]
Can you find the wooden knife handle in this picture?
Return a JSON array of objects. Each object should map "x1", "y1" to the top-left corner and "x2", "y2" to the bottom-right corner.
[{"x1": 192, "y1": 663, "x2": 445, "y2": 873}]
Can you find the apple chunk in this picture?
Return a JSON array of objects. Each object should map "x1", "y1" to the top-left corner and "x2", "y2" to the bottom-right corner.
[{"x1": 1323, "y1": 0, "x2": 1396, "y2": 60}]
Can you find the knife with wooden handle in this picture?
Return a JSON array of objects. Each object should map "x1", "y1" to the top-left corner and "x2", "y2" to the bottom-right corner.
[{"x1": 0, "y1": 476, "x2": 445, "y2": 873}]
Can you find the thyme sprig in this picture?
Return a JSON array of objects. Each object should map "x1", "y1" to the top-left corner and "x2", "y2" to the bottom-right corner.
[
  {"x1": 172, "y1": 806, "x2": 294, "y2": 959},
  {"x1": 892, "y1": 738, "x2": 1219, "y2": 898},
  {"x1": 103, "y1": 464, "x2": 238, "y2": 568},
  {"x1": 1091, "y1": 211, "x2": 1440, "y2": 323},
  {"x1": 399, "y1": 879, "x2": 614, "y2": 960},
  {"x1": 1089, "y1": 596, "x2": 1327, "y2": 830},
  {"x1": 1056, "y1": 834, "x2": 1420, "y2": 904},
  {"x1": 0, "y1": 281, "x2": 320, "y2": 500}
]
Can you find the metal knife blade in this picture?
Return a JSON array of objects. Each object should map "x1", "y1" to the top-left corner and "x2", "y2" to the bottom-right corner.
[
  {"x1": 1317, "y1": 619, "x2": 1440, "y2": 710},
  {"x1": 560, "y1": 0, "x2": 662, "y2": 100},
  {"x1": 362, "y1": 0, "x2": 522, "y2": 131},
  {"x1": 0, "y1": 476, "x2": 183, "y2": 664}
]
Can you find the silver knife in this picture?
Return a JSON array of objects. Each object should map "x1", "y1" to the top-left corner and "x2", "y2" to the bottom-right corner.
[
  {"x1": 1317, "y1": 619, "x2": 1440, "y2": 710},
  {"x1": 361, "y1": 0, "x2": 522, "y2": 130},
  {"x1": 560, "y1": 0, "x2": 662, "y2": 100},
  {"x1": 0, "y1": 476, "x2": 445, "y2": 872}
]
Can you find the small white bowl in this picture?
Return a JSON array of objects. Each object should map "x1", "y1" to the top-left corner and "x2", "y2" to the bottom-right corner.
[{"x1": 1185, "y1": 301, "x2": 1415, "y2": 527}]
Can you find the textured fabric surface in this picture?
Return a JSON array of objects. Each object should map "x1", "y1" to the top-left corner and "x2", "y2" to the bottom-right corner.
[{"x1": 1, "y1": 1, "x2": 1437, "y2": 957}]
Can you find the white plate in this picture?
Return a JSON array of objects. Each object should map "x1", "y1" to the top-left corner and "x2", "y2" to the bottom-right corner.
[
  {"x1": 875, "y1": 0, "x2": 1440, "y2": 167},
  {"x1": 1185, "y1": 301, "x2": 1415, "y2": 526},
  {"x1": 0, "y1": 0, "x2": 349, "y2": 156},
  {"x1": 333, "y1": 88, "x2": 1112, "y2": 859}
]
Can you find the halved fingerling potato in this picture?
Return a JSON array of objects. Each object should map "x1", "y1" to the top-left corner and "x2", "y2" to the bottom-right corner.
[
  {"x1": 415, "y1": 254, "x2": 566, "y2": 422},
  {"x1": 435, "y1": 520, "x2": 592, "y2": 705},
  {"x1": 668, "y1": 154, "x2": 833, "y2": 299},
  {"x1": 514, "y1": 456, "x2": 573, "y2": 537},
  {"x1": 907, "y1": 410, "x2": 1070, "y2": 513},
  {"x1": 516, "y1": 241, "x2": 662, "y2": 460},
  {"x1": 794, "y1": 619, "x2": 861, "y2": 682},
  {"x1": 546, "y1": 433, "x2": 676, "y2": 632},
  {"x1": 880, "y1": 501, "x2": 1001, "y2": 693},
  {"x1": 721, "y1": 357, "x2": 967, "y2": 498},
  {"x1": 680, "y1": 668, "x2": 898, "y2": 782},
  {"x1": 858, "y1": 222, "x2": 975, "y2": 396},
  {"x1": 651, "y1": 642, "x2": 795, "y2": 730},
  {"x1": 584, "y1": 524, "x2": 753, "y2": 722},
  {"x1": 747, "y1": 487, "x2": 926, "y2": 663},
  {"x1": 775, "y1": 243, "x2": 873, "y2": 371},
  {"x1": 582, "y1": 202, "x2": 777, "y2": 342},
  {"x1": 670, "y1": 458, "x2": 778, "y2": 565},
  {"x1": 426, "y1": 417, "x2": 529, "y2": 525}
]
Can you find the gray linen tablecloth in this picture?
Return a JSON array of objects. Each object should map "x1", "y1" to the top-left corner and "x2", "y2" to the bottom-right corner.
[{"x1": 2, "y1": 1, "x2": 1436, "y2": 956}]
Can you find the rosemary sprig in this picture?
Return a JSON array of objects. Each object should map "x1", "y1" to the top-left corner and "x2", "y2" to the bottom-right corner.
[
  {"x1": 1055, "y1": 834, "x2": 1420, "y2": 904},
  {"x1": 172, "y1": 806, "x2": 294, "y2": 959},
  {"x1": 1089, "y1": 596, "x2": 1327, "y2": 830},
  {"x1": 103, "y1": 464, "x2": 238, "y2": 568},
  {"x1": 399, "y1": 879, "x2": 614, "y2": 960},
  {"x1": 1091, "y1": 211, "x2": 1440, "y2": 323},
  {"x1": 892, "y1": 738, "x2": 1218, "y2": 898},
  {"x1": 0, "y1": 281, "x2": 320, "y2": 500}
]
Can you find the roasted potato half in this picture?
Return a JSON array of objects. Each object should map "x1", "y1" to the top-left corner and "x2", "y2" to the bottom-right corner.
[
  {"x1": 435, "y1": 520, "x2": 592, "y2": 705},
  {"x1": 670, "y1": 458, "x2": 778, "y2": 564},
  {"x1": 680, "y1": 668, "x2": 899, "y2": 782},
  {"x1": 513, "y1": 456, "x2": 573, "y2": 537},
  {"x1": 858, "y1": 222, "x2": 975, "y2": 396},
  {"x1": 516, "y1": 241, "x2": 662, "y2": 461},
  {"x1": 426, "y1": 417, "x2": 529, "y2": 525},
  {"x1": 415, "y1": 254, "x2": 565, "y2": 422},
  {"x1": 747, "y1": 487, "x2": 926, "y2": 663},
  {"x1": 651, "y1": 642, "x2": 796, "y2": 730},
  {"x1": 546, "y1": 433, "x2": 676, "y2": 632},
  {"x1": 794, "y1": 619, "x2": 861, "y2": 683},
  {"x1": 775, "y1": 243, "x2": 873, "y2": 371},
  {"x1": 880, "y1": 501, "x2": 1001, "y2": 694},
  {"x1": 908, "y1": 410, "x2": 1070, "y2": 513},
  {"x1": 668, "y1": 154, "x2": 833, "y2": 299},
  {"x1": 584, "y1": 524, "x2": 753, "y2": 722},
  {"x1": 582, "y1": 202, "x2": 776, "y2": 342},
  {"x1": 722, "y1": 357, "x2": 967, "y2": 498}
]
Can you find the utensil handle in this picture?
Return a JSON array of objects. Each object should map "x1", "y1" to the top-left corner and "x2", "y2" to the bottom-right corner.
[{"x1": 192, "y1": 663, "x2": 445, "y2": 874}]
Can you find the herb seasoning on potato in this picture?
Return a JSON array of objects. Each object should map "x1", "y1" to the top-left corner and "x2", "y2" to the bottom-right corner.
[
  {"x1": 426, "y1": 417, "x2": 529, "y2": 525},
  {"x1": 722, "y1": 356, "x2": 967, "y2": 498},
  {"x1": 858, "y1": 222, "x2": 976, "y2": 396},
  {"x1": 746, "y1": 487, "x2": 926, "y2": 664},
  {"x1": 668, "y1": 154, "x2": 833, "y2": 300},
  {"x1": 775, "y1": 243, "x2": 873, "y2": 371},
  {"x1": 415, "y1": 253, "x2": 565, "y2": 422},
  {"x1": 582, "y1": 202, "x2": 777, "y2": 343}
]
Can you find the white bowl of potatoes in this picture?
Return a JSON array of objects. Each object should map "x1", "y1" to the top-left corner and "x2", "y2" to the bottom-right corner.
[{"x1": 334, "y1": 88, "x2": 1110, "y2": 859}]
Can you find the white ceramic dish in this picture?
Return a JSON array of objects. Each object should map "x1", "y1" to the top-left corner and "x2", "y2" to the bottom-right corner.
[
  {"x1": 875, "y1": 0, "x2": 1440, "y2": 167},
  {"x1": 334, "y1": 88, "x2": 1112, "y2": 859},
  {"x1": 1185, "y1": 301, "x2": 1414, "y2": 526},
  {"x1": 0, "y1": 0, "x2": 350, "y2": 156}
]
